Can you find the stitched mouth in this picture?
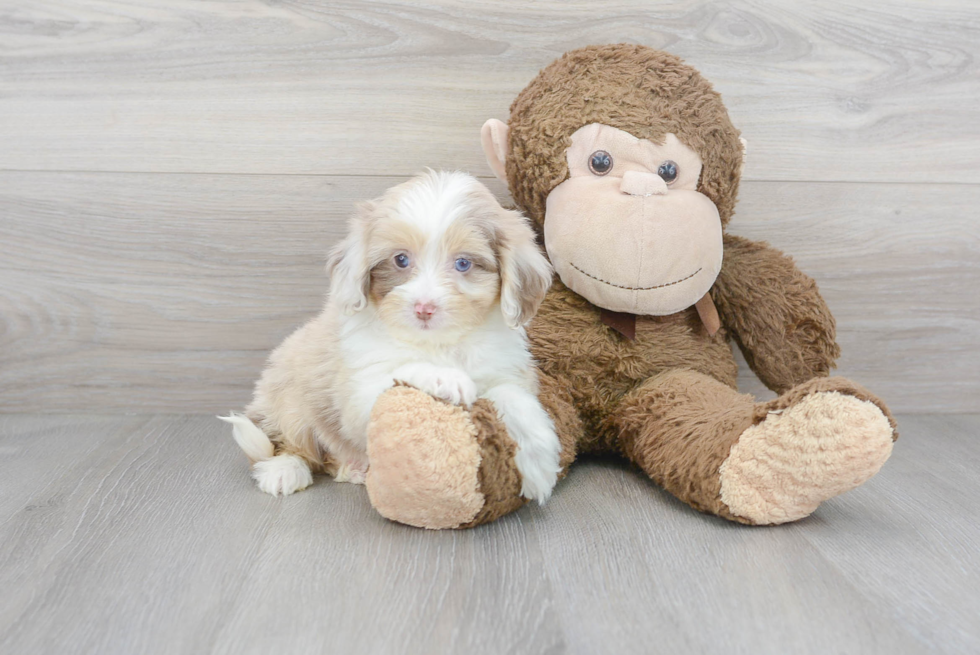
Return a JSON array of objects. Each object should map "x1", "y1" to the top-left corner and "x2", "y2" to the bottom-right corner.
[{"x1": 569, "y1": 262, "x2": 701, "y2": 291}]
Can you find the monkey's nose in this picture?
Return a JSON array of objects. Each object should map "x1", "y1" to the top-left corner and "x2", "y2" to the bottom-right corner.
[{"x1": 620, "y1": 171, "x2": 668, "y2": 196}]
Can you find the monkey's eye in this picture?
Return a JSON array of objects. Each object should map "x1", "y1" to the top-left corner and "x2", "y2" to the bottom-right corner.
[
  {"x1": 657, "y1": 160, "x2": 679, "y2": 184},
  {"x1": 394, "y1": 253, "x2": 411, "y2": 269},
  {"x1": 588, "y1": 150, "x2": 613, "y2": 176},
  {"x1": 454, "y1": 258, "x2": 472, "y2": 273}
]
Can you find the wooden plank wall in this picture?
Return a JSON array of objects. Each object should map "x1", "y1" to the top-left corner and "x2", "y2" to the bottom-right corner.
[{"x1": 1, "y1": 0, "x2": 978, "y2": 413}]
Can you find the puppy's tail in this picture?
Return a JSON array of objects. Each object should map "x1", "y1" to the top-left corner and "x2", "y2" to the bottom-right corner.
[{"x1": 217, "y1": 412, "x2": 275, "y2": 463}]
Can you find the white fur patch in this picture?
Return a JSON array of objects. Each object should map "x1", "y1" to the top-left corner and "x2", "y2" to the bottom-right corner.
[
  {"x1": 252, "y1": 454, "x2": 314, "y2": 497},
  {"x1": 397, "y1": 169, "x2": 484, "y2": 236},
  {"x1": 392, "y1": 362, "x2": 477, "y2": 406}
]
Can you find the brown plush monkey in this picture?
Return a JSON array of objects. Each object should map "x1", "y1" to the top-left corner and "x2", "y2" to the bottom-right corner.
[{"x1": 364, "y1": 44, "x2": 897, "y2": 529}]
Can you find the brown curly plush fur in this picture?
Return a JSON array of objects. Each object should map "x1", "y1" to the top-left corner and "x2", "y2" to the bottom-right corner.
[
  {"x1": 506, "y1": 44, "x2": 743, "y2": 227},
  {"x1": 609, "y1": 369, "x2": 757, "y2": 523},
  {"x1": 528, "y1": 278, "x2": 739, "y2": 453},
  {"x1": 507, "y1": 44, "x2": 893, "y2": 525},
  {"x1": 458, "y1": 399, "x2": 526, "y2": 528},
  {"x1": 713, "y1": 234, "x2": 842, "y2": 393}
]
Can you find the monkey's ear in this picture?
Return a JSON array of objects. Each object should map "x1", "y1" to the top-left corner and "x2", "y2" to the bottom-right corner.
[{"x1": 481, "y1": 119, "x2": 510, "y2": 183}]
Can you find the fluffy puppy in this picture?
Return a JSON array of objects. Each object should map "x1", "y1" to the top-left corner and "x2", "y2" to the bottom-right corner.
[{"x1": 220, "y1": 170, "x2": 560, "y2": 504}]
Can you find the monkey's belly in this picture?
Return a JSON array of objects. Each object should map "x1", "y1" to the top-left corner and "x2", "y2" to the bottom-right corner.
[{"x1": 528, "y1": 282, "x2": 738, "y2": 450}]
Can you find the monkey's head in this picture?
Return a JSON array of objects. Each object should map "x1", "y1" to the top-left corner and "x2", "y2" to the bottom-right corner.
[{"x1": 481, "y1": 44, "x2": 744, "y2": 316}]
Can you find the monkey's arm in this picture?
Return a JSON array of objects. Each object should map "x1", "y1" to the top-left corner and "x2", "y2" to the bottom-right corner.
[{"x1": 711, "y1": 233, "x2": 840, "y2": 394}]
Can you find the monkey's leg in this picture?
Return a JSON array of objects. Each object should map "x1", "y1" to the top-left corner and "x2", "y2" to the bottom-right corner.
[
  {"x1": 365, "y1": 373, "x2": 581, "y2": 529},
  {"x1": 610, "y1": 370, "x2": 897, "y2": 525}
]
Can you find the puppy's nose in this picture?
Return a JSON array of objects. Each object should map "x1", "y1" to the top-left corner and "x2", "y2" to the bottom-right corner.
[
  {"x1": 620, "y1": 170, "x2": 668, "y2": 196},
  {"x1": 414, "y1": 301, "x2": 437, "y2": 321}
]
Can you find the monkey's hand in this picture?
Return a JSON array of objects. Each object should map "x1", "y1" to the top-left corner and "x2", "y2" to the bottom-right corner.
[{"x1": 711, "y1": 233, "x2": 841, "y2": 394}]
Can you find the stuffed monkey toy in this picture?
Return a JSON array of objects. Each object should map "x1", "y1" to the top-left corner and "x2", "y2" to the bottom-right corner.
[{"x1": 364, "y1": 44, "x2": 897, "y2": 529}]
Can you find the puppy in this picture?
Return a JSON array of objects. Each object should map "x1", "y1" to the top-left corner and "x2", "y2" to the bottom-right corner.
[{"x1": 220, "y1": 170, "x2": 560, "y2": 504}]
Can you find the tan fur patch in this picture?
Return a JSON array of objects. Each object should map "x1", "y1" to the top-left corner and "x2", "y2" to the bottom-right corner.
[
  {"x1": 442, "y1": 218, "x2": 499, "y2": 272},
  {"x1": 369, "y1": 258, "x2": 412, "y2": 303},
  {"x1": 509, "y1": 250, "x2": 552, "y2": 326},
  {"x1": 367, "y1": 219, "x2": 427, "y2": 261},
  {"x1": 454, "y1": 184, "x2": 554, "y2": 327},
  {"x1": 440, "y1": 216, "x2": 503, "y2": 324},
  {"x1": 492, "y1": 207, "x2": 553, "y2": 327}
]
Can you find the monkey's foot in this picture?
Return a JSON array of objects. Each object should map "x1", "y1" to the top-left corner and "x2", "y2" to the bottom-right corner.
[
  {"x1": 719, "y1": 378, "x2": 897, "y2": 525},
  {"x1": 365, "y1": 385, "x2": 525, "y2": 529}
]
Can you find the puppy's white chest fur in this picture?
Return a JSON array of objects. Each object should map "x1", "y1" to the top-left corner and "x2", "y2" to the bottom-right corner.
[
  {"x1": 343, "y1": 308, "x2": 531, "y2": 385},
  {"x1": 334, "y1": 307, "x2": 535, "y2": 450}
]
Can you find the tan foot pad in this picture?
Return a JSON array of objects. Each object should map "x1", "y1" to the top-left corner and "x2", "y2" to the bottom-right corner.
[
  {"x1": 719, "y1": 391, "x2": 895, "y2": 525},
  {"x1": 366, "y1": 386, "x2": 485, "y2": 530}
]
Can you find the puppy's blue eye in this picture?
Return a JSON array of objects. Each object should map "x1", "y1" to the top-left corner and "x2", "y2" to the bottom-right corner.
[
  {"x1": 454, "y1": 258, "x2": 472, "y2": 273},
  {"x1": 394, "y1": 253, "x2": 411, "y2": 268}
]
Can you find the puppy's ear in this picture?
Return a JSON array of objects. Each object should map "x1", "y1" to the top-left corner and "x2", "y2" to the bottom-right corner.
[
  {"x1": 326, "y1": 202, "x2": 374, "y2": 315},
  {"x1": 497, "y1": 209, "x2": 553, "y2": 329}
]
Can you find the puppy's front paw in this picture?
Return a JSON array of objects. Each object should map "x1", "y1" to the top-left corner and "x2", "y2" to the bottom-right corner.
[
  {"x1": 393, "y1": 363, "x2": 477, "y2": 406},
  {"x1": 515, "y1": 444, "x2": 561, "y2": 505},
  {"x1": 252, "y1": 454, "x2": 313, "y2": 496},
  {"x1": 430, "y1": 369, "x2": 477, "y2": 406}
]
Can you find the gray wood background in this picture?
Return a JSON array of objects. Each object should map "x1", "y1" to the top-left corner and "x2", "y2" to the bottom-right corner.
[{"x1": 1, "y1": 0, "x2": 978, "y2": 413}]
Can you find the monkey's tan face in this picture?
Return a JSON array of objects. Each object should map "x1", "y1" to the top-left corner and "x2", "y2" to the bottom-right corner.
[{"x1": 544, "y1": 123, "x2": 723, "y2": 316}]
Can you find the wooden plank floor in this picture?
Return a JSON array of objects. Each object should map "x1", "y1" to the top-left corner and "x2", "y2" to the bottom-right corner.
[{"x1": 1, "y1": 413, "x2": 977, "y2": 655}]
